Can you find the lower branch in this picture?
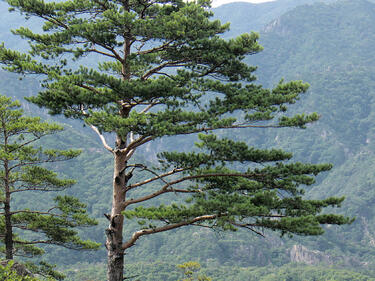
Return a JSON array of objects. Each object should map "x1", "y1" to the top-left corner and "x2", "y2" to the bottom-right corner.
[
  {"x1": 230, "y1": 221, "x2": 265, "y2": 237},
  {"x1": 122, "y1": 188, "x2": 199, "y2": 208},
  {"x1": 122, "y1": 214, "x2": 217, "y2": 250}
]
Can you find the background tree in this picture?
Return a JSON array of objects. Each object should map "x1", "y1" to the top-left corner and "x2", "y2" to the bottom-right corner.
[
  {"x1": 177, "y1": 261, "x2": 211, "y2": 281},
  {"x1": 0, "y1": 260, "x2": 39, "y2": 281},
  {"x1": 0, "y1": 0, "x2": 351, "y2": 280},
  {"x1": 0, "y1": 95, "x2": 99, "y2": 279}
]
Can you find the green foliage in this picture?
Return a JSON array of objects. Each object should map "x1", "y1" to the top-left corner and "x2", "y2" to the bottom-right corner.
[
  {"x1": 0, "y1": 0, "x2": 358, "y2": 277},
  {"x1": 61, "y1": 261, "x2": 375, "y2": 281},
  {"x1": 0, "y1": 94, "x2": 99, "y2": 277},
  {"x1": 0, "y1": 261, "x2": 39, "y2": 281},
  {"x1": 177, "y1": 261, "x2": 211, "y2": 281}
]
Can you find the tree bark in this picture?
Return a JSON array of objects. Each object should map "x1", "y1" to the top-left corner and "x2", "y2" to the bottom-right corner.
[
  {"x1": 3, "y1": 132, "x2": 13, "y2": 259},
  {"x1": 4, "y1": 200, "x2": 13, "y2": 260},
  {"x1": 106, "y1": 150, "x2": 127, "y2": 281}
]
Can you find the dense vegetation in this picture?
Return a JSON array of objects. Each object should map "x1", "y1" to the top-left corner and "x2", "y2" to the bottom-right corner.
[
  {"x1": 1, "y1": 0, "x2": 375, "y2": 280},
  {"x1": 61, "y1": 261, "x2": 375, "y2": 281}
]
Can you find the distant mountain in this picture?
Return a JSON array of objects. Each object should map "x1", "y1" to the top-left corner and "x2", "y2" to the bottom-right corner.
[
  {"x1": 246, "y1": 0, "x2": 375, "y2": 268},
  {"x1": 212, "y1": 0, "x2": 338, "y2": 36}
]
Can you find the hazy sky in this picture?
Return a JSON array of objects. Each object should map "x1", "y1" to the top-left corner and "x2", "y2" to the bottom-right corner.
[{"x1": 212, "y1": 0, "x2": 276, "y2": 8}]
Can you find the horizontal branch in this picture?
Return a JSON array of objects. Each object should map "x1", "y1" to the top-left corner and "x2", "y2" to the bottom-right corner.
[
  {"x1": 123, "y1": 187, "x2": 198, "y2": 208},
  {"x1": 10, "y1": 187, "x2": 68, "y2": 194},
  {"x1": 126, "y1": 167, "x2": 185, "y2": 191},
  {"x1": 122, "y1": 214, "x2": 217, "y2": 250},
  {"x1": 135, "y1": 40, "x2": 174, "y2": 56},
  {"x1": 10, "y1": 209, "x2": 60, "y2": 216},
  {"x1": 183, "y1": 123, "x2": 282, "y2": 136},
  {"x1": 13, "y1": 239, "x2": 53, "y2": 245},
  {"x1": 9, "y1": 156, "x2": 77, "y2": 171},
  {"x1": 141, "y1": 60, "x2": 186, "y2": 80},
  {"x1": 230, "y1": 221, "x2": 265, "y2": 237},
  {"x1": 88, "y1": 48, "x2": 117, "y2": 59},
  {"x1": 159, "y1": 172, "x2": 258, "y2": 189},
  {"x1": 124, "y1": 172, "x2": 261, "y2": 207}
]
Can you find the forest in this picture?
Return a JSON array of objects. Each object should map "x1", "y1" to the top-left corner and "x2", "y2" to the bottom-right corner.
[{"x1": 1, "y1": 0, "x2": 375, "y2": 280}]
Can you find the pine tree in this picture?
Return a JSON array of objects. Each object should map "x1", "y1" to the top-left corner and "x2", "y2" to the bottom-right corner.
[
  {"x1": 0, "y1": 0, "x2": 351, "y2": 279},
  {"x1": 0, "y1": 95, "x2": 99, "y2": 279}
]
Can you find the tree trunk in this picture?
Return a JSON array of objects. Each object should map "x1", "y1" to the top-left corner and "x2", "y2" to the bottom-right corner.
[
  {"x1": 3, "y1": 154, "x2": 13, "y2": 260},
  {"x1": 106, "y1": 150, "x2": 127, "y2": 281},
  {"x1": 4, "y1": 200, "x2": 13, "y2": 260}
]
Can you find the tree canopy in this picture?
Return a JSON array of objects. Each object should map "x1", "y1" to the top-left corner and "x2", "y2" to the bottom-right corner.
[
  {"x1": 0, "y1": 95, "x2": 99, "y2": 279},
  {"x1": 0, "y1": 0, "x2": 351, "y2": 279}
]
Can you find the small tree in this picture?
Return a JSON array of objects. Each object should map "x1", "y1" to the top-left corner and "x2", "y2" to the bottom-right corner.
[
  {"x1": 0, "y1": 95, "x2": 99, "y2": 279},
  {"x1": 0, "y1": 0, "x2": 351, "y2": 280},
  {"x1": 177, "y1": 262, "x2": 211, "y2": 281},
  {"x1": 0, "y1": 260, "x2": 39, "y2": 281}
]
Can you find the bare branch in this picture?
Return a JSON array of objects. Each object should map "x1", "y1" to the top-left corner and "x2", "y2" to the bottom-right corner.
[
  {"x1": 7, "y1": 136, "x2": 42, "y2": 153},
  {"x1": 123, "y1": 187, "x2": 198, "y2": 208},
  {"x1": 9, "y1": 156, "x2": 79, "y2": 171},
  {"x1": 140, "y1": 102, "x2": 161, "y2": 113},
  {"x1": 126, "y1": 167, "x2": 185, "y2": 191},
  {"x1": 121, "y1": 135, "x2": 153, "y2": 154},
  {"x1": 10, "y1": 188, "x2": 68, "y2": 194},
  {"x1": 40, "y1": 15, "x2": 69, "y2": 30},
  {"x1": 13, "y1": 240, "x2": 54, "y2": 245},
  {"x1": 88, "y1": 48, "x2": 118, "y2": 59},
  {"x1": 141, "y1": 60, "x2": 186, "y2": 80},
  {"x1": 135, "y1": 40, "x2": 174, "y2": 55},
  {"x1": 124, "y1": 172, "x2": 258, "y2": 207},
  {"x1": 230, "y1": 221, "x2": 265, "y2": 237},
  {"x1": 80, "y1": 105, "x2": 114, "y2": 153},
  {"x1": 88, "y1": 124, "x2": 114, "y2": 153},
  {"x1": 122, "y1": 214, "x2": 217, "y2": 250},
  {"x1": 93, "y1": 42, "x2": 124, "y2": 63},
  {"x1": 10, "y1": 210, "x2": 60, "y2": 216}
]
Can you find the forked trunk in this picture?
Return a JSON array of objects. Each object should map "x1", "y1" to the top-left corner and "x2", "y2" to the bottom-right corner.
[{"x1": 106, "y1": 151, "x2": 127, "y2": 281}]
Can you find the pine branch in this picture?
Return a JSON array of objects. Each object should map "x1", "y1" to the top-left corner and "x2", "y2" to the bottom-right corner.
[
  {"x1": 140, "y1": 102, "x2": 161, "y2": 113},
  {"x1": 10, "y1": 187, "x2": 69, "y2": 194},
  {"x1": 88, "y1": 48, "x2": 118, "y2": 59},
  {"x1": 141, "y1": 60, "x2": 186, "y2": 80},
  {"x1": 123, "y1": 187, "x2": 197, "y2": 208},
  {"x1": 9, "y1": 210, "x2": 60, "y2": 216},
  {"x1": 229, "y1": 221, "x2": 265, "y2": 237},
  {"x1": 80, "y1": 106, "x2": 113, "y2": 153},
  {"x1": 126, "y1": 167, "x2": 185, "y2": 191},
  {"x1": 122, "y1": 214, "x2": 217, "y2": 250},
  {"x1": 121, "y1": 135, "x2": 153, "y2": 154},
  {"x1": 124, "y1": 172, "x2": 261, "y2": 207},
  {"x1": 88, "y1": 123, "x2": 114, "y2": 153},
  {"x1": 135, "y1": 40, "x2": 174, "y2": 55},
  {"x1": 158, "y1": 172, "x2": 259, "y2": 189}
]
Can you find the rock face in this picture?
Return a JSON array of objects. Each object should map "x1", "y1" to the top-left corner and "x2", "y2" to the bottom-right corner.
[
  {"x1": 0, "y1": 260, "x2": 34, "y2": 277},
  {"x1": 290, "y1": 245, "x2": 332, "y2": 265}
]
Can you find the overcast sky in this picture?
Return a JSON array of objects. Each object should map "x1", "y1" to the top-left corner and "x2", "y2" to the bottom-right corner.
[{"x1": 212, "y1": 0, "x2": 276, "y2": 8}]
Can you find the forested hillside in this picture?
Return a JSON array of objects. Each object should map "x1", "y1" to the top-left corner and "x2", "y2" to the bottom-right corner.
[
  {"x1": 250, "y1": 0, "x2": 375, "y2": 267},
  {"x1": 1, "y1": 0, "x2": 375, "y2": 280}
]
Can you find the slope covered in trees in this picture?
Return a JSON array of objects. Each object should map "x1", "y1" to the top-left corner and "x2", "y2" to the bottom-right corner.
[
  {"x1": 249, "y1": 0, "x2": 375, "y2": 267},
  {"x1": 1, "y1": 0, "x2": 375, "y2": 279}
]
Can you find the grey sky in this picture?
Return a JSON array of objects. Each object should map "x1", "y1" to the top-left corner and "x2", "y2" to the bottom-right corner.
[{"x1": 212, "y1": 0, "x2": 276, "y2": 8}]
